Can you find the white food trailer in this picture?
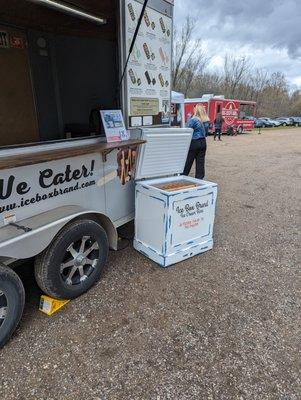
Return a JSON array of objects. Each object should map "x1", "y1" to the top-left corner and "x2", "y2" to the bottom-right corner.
[
  {"x1": 171, "y1": 90, "x2": 185, "y2": 128},
  {"x1": 0, "y1": 0, "x2": 217, "y2": 347}
]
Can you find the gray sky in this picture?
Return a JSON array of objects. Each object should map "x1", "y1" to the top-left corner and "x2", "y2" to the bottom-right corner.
[{"x1": 174, "y1": 0, "x2": 301, "y2": 88}]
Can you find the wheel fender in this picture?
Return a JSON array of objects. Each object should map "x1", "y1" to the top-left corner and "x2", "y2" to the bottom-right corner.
[
  {"x1": 0, "y1": 206, "x2": 118, "y2": 259},
  {"x1": 74, "y1": 212, "x2": 118, "y2": 251}
]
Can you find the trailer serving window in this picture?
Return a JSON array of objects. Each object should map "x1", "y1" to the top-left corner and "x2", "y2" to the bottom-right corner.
[
  {"x1": 0, "y1": 0, "x2": 118, "y2": 148},
  {"x1": 238, "y1": 101, "x2": 257, "y2": 119}
]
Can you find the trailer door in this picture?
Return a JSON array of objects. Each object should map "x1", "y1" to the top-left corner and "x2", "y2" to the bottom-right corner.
[{"x1": 215, "y1": 101, "x2": 223, "y2": 116}]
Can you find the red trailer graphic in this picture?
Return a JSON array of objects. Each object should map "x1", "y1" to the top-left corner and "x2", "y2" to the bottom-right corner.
[{"x1": 184, "y1": 96, "x2": 256, "y2": 134}]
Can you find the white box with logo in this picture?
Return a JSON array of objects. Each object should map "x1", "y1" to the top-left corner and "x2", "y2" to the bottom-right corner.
[{"x1": 134, "y1": 128, "x2": 218, "y2": 267}]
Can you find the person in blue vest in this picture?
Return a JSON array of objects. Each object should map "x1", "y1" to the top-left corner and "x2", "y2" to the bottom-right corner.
[{"x1": 184, "y1": 105, "x2": 207, "y2": 180}]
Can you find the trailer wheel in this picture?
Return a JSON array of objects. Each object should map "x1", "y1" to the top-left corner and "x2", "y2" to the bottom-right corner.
[
  {"x1": 237, "y1": 126, "x2": 243, "y2": 134},
  {"x1": 0, "y1": 265, "x2": 25, "y2": 348},
  {"x1": 35, "y1": 219, "x2": 109, "y2": 300}
]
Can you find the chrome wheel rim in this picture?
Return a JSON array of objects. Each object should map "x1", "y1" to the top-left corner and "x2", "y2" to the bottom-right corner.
[
  {"x1": 60, "y1": 236, "x2": 100, "y2": 286},
  {"x1": 0, "y1": 290, "x2": 8, "y2": 327}
]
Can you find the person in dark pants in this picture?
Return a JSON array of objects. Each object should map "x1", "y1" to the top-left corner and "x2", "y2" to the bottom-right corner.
[
  {"x1": 214, "y1": 112, "x2": 224, "y2": 141},
  {"x1": 184, "y1": 105, "x2": 207, "y2": 180}
]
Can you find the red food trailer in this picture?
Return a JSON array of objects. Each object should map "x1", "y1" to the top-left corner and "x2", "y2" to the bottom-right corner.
[{"x1": 185, "y1": 95, "x2": 256, "y2": 134}]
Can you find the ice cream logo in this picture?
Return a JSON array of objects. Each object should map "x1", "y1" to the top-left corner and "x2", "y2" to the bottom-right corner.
[{"x1": 223, "y1": 102, "x2": 238, "y2": 125}]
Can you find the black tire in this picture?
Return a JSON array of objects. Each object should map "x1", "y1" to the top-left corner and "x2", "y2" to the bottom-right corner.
[
  {"x1": 237, "y1": 126, "x2": 243, "y2": 134},
  {"x1": 0, "y1": 265, "x2": 25, "y2": 348},
  {"x1": 35, "y1": 219, "x2": 109, "y2": 300},
  {"x1": 283, "y1": 123, "x2": 287, "y2": 126}
]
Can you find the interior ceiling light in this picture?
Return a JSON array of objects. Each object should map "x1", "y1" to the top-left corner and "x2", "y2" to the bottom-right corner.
[{"x1": 27, "y1": 0, "x2": 107, "y2": 25}]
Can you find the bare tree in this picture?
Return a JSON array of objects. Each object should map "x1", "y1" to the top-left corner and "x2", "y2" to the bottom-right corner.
[
  {"x1": 223, "y1": 55, "x2": 251, "y2": 98},
  {"x1": 172, "y1": 16, "x2": 208, "y2": 96},
  {"x1": 172, "y1": 14, "x2": 296, "y2": 117},
  {"x1": 190, "y1": 71, "x2": 223, "y2": 98},
  {"x1": 290, "y1": 90, "x2": 301, "y2": 116},
  {"x1": 259, "y1": 72, "x2": 291, "y2": 117},
  {"x1": 250, "y1": 69, "x2": 269, "y2": 99}
]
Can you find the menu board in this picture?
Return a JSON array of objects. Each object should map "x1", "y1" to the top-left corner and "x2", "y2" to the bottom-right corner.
[
  {"x1": 125, "y1": 1, "x2": 172, "y2": 128},
  {"x1": 100, "y1": 110, "x2": 129, "y2": 142}
]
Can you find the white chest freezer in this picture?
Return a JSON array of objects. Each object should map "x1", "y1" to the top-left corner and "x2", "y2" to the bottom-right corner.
[{"x1": 134, "y1": 128, "x2": 218, "y2": 267}]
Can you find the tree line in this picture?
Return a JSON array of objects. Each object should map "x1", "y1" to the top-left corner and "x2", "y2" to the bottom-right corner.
[{"x1": 172, "y1": 17, "x2": 301, "y2": 117}]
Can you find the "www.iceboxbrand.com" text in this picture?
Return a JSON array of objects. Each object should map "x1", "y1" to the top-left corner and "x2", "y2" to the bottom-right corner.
[{"x1": 0, "y1": 180, "x2": 96, "y2": 215}]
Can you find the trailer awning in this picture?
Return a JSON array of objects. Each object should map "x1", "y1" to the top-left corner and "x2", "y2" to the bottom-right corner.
[
  {"x1": 171, "y1": 91, "x2": 185, "y2": 104},
  {"x1": 0, "y1": 0, "x2": 117, "y2": 39},
  {"x1": 27, "y1": 0, "x2": 107, "y2": 25}
]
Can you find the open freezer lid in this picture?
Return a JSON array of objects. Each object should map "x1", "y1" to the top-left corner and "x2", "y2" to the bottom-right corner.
[{"x1": 135, "y1": 128, "x2": 193, "y2": 180}]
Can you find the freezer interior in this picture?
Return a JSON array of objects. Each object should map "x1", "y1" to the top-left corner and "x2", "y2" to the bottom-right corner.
[{"x1": 144, "y1": 175, "x2": 208, "y2": 193}]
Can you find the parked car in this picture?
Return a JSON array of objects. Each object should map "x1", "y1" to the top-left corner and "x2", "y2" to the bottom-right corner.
[
  {"x1": 244, "y1": 116, "x2": 257, "y2": 121},
  {"x1": 276, "y1": 117, "x2": 293, "y2": 126},
  {"x1": 255, "y1": 118, "x2": 275, "y2": 128},
  {"x1": 290, "y1": 117, "x2": 301, "y2": 126},
  {"x1": 261, "y1": 118, "x2": 281, "y2": 127}
]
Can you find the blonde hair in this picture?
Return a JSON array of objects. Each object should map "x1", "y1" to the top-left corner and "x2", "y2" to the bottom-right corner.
[{"x1": 194, "y1": 104, "x2": 210, "y2": 123}]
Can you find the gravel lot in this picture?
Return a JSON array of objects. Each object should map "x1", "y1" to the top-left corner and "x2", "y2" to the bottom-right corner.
[{"x1": 0, "y1": 128, "x2": 300, "y2": 400}]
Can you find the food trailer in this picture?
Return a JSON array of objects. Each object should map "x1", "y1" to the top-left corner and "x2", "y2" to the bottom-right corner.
[
  {"x1": 170, "y1": 91, "x2": 185, "y2": 128},
  {"x1": 185, "y1": 95, "x2": 256, "y2": 134},
  {"x1": 0, "y1": 0, "x2": 217, "y2": 347}
]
